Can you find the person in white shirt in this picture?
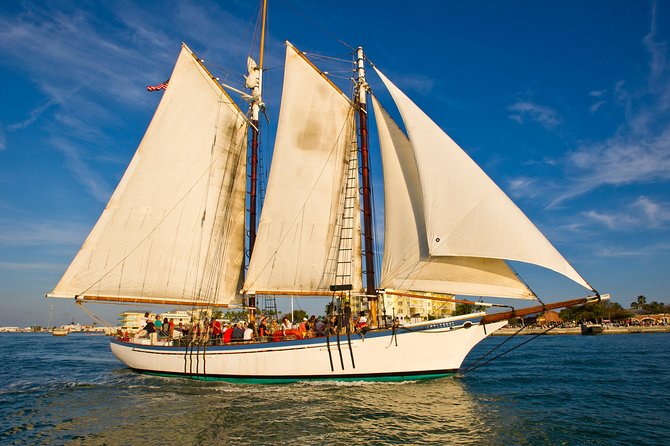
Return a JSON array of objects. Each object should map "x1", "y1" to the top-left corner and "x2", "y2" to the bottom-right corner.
[{"x1": 243, "y1": 322, "x2": 254, "y2": 341}]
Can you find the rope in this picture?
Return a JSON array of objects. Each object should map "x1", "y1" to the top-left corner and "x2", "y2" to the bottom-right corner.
[
  {"x1": 460, "y1": 323, "x2": 564, "y2": 375},
  {"x1": 460, "y1": 324, "x2": 527, "y2": 374},
  {"x1": 75, "y1": 302, "x2": 114, "y2": 328}
]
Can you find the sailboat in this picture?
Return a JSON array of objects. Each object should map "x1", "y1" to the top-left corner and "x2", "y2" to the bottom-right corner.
[
  {"x1": 48, "y1": 304, "x2": 68, "y2": 336},
  {"x1": 46, "y1": 6, "x2": 607, "y2": 382}
]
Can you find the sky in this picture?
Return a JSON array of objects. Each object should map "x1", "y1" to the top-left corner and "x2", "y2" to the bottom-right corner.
[{"x1": 1, "y1": 0, "x2": 669, "y2": 327}]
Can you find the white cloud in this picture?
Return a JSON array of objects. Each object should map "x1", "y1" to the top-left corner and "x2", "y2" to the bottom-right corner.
[
  {"x1": 0, "y1": 262, "x2": 64, "y2": 271},
  {"x1": 48, "y1": 138, "x2": 112, "y2": 203},
  {"x1": 508, "y1": 101, "x2": 560, "y2": 129},
  {"x1": 550, "y1": 117, "x2": 670, "y2": 207},
  {"x1": 0, "y1": 218, "x2": 88, "y2": 246},
  {"x1": 644, "y1": 1, "x2": 667, "y2": 83},
  {"x1": 392, "y1": 74, "x2": 435, "y2": 95},
  {"x1": 633, "y1": 196, "x2": 670, "y2": 227},
  {"x1": 507, "y1": 177, "x2": 542, "y2": 199},
  {"x1": 544, "y1": 3, "x2": 670, "y2": 207},
  {"x1": 583, "y1": 210, "x2": 631, "y2": 230},
  {"x1": 0, "y1": 1, "x2": 259, "y2": 202},
  {"x1": 595, "y1": 241, "x2": 670, "y2": 257},
  {"x1": 583, "y1": 196, "x2": 670, "y2": 231},
  {"x1": 6, "y1": 99, "x2": 58, "y2": 131},
  {"x1": 589, "y1": 100, "x2": 606, "y2": 114},
  {"x1": 589, "y1": 90, "x2": 606, "y2": 97}
]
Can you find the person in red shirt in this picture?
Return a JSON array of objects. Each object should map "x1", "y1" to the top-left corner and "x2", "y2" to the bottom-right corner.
[
  {"x1": 211, "y1": 319, "x2": 222, "y2": 344},
  {"x1": 222, "y1": 323, "x2": 233, "y2": 343}
]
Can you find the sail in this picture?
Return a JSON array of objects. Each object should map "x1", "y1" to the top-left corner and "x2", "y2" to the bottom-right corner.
[
  {"x1": 48, "y1": 44, "x2": 248, "y2": 307},
  {"x1": 374, "y1": 68, "x2": 593, "y2": 292},
  {"x1": 244, "y1": 42, "x2": 361, "y2": 294},
  {"x1": 372, "y1": 97, "x2": 534, "y2": 299}
]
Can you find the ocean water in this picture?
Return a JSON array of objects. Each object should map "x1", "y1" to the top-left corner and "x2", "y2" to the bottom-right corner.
[{"x1": 1, "y1": 333, "x2": 668, "y2": 445}]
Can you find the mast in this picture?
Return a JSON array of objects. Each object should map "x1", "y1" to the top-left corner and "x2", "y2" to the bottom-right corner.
[
  {"x1": 356, "y1": 47, "x2": 378, "y2": 325},
  {"x1": 247, "y1": 0, "x2": 267, "y2": 323}
]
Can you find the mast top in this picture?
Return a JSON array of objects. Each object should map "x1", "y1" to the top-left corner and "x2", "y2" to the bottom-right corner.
[{"x1": 259, "y1": 0, "x2": 268, "y2": 69}]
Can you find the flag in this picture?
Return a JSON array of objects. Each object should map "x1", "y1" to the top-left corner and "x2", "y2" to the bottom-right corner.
[{"x1": 147, "y1": 79, "x2": 169, "y2": 91}]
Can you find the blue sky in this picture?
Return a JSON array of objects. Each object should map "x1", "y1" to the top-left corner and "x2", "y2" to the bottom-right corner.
[{"x1": 1, "y1": 0, "x2": 668, "y2": 326}]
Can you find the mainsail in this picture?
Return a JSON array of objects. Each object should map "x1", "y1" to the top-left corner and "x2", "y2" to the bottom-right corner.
[
  {"x1": 243, "y1": 43, "x2": 362, "y2": 295},
  {"x1": 374, "y1": 68, "x2": 594, "y2": 293},
  {"x1": 47, "y1": 44, "x2": 249, "y2": 307},
  {"x1": 372, "y1": 97, "x2": 535, "y2": 299}
]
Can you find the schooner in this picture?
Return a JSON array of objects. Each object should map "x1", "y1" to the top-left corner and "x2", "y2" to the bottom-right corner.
[{"x1": 46, "y1": 3, "x2": 606, "y2": 382}]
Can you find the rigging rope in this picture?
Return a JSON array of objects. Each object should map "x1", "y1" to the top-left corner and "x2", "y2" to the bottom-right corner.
[
  {"x1": 460, "y1": 323, "x2": 564, "y2": 375},
  {"x1": 75, "y1": 302, "x2": 114, "y2": 328}
]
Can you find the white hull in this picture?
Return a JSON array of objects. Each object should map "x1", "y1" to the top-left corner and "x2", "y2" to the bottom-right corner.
[{"x1": 110, "y1": 314, "x2": 507, "y2": 383}]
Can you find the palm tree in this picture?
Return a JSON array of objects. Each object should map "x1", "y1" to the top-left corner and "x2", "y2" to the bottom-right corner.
[{"x1": 637, "y1": 295, "x2": 647, "y2": 309}]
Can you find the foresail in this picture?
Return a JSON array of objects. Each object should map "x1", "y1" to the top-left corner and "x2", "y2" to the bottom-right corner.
[
  {"x1": 372, "y1": 97, "x2": 534, "y2": 299},
  {"x1": 244, "y1": 42, "x2": 361, "y2": 295},
  {"x1": 48, "y1": 44, "x2": 248, "y2": 307},
  {"x1": 374, "y1": 68, "x2": 594, "y2": 292}
]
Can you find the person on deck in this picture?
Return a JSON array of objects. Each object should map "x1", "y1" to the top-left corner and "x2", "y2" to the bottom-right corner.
[
  {"x1": 153, "y1": 315, "x2": 163, "y2": 336},
  {"x1": 168, "y1": 319, "x2": 175, "y2": 339},
  {"x1": 144, "y1": 318, "x2": 157, "y2": 344},
  {"x1": 243, "y1": 322, "x2": 254, "y2": 341},
  {"x1": 355, "y1": 311, "x2": 369, "y2": 334},
  {"x1": 268, "y1": 318, "x2": 279, "y2": 334},
  {"x1": 299, "y1": 318, "x2": 308, "y2": 338},
  {"x1": 329, "y1": 315, "x2": 339, "y2": 335},
  {"x1": 343, "y1": 302, "x2": 352, "y2": 332},
  {"x1": 281, "y1": 317, "x2": 292, "y2": 332},
  {"x1": 315, "y1": 318, "x2": 326, "y2": 337},
  {"x1": 222, "y1": 323, "x2": 233, "y2": 343},
  {"x1": 231, "y1": 321, "x2": 245, "y2": 341},
  {"x1": 258, "y1": 316, "x2": 268, "y2": 337},
  {"x1": 211, "y1": 319, "x2": 222, "y2": 344}
]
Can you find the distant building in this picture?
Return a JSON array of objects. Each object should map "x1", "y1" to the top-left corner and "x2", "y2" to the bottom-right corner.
[
  {"x1": 633, "y1": 313, "x2": 669, "y2": 325},
  {"x1": 119, "y1": 312, "x2": 148, "y2": 334},
  {"x1": 382, "y1": 290, "x2": 455, "y2": 323},
  {"x1": 160, "y1": 310, "x2": 195, "y2": 325},
  {"x1": 119, "y1": 309, "x2": 213, "y2": 333}
]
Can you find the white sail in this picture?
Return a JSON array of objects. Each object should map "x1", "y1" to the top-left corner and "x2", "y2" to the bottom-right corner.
[
  {"x1": 372, "y1": 97, "x2": 534, "y2": 299},
  {"x1": 244, "y1": 42, "x2": 361, "y2": 294},
  {"x1": 374, "y1": 68, "x2": 593, "y2": 292},
  {"x1": 48, "y1": 44, "x2": 248, "y2": 307}
]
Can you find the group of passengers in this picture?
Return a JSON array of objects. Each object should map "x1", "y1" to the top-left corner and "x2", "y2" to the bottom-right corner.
[{"x1": 124, "y1": 311, "x2": 369, "y2": 345}]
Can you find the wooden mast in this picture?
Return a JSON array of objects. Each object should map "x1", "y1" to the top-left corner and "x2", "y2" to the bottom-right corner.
[
  {"x1": 356, "y1": 47, "x2": 378, "y2": 326},
  {"x1": 247, "y1": 0, "x2": 267, "y2": 323}
]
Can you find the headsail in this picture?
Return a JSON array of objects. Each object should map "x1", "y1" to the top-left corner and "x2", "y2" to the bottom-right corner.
[
  {"x1": 243, "y1": 42, "x2": 361, "y2": 295},
  {"x1": 48, "y1": 44, "x2": 249, "y2": 307},
  {"x1": 374, "y1": 68, "x2": 594, "y2": 292},
  {"x1": 372, "y1": 97, "x2": 534, "y2": 299}
]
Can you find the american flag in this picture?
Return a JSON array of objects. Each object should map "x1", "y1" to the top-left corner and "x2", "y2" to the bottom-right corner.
[{"x1": 146, "y1": 79, "x2": 169, "y2": 91}]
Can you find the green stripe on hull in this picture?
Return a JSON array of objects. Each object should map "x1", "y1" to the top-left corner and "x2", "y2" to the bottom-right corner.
[{"x1": 136, "y1": 370, "x2": 456, "y2": 384}]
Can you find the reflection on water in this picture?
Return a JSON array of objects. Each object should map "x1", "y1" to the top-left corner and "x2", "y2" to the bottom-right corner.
[
  {"x1": 1, "y1": 333, "x2": 670, "y2": 445},
  {"x1": 14, "y1": 375, "x2": 490, "y2": 445}
]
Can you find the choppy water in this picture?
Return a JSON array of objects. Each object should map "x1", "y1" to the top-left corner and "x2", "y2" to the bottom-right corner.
[{"x1": 1, "y1": 332, "x2": 668, "y2": 445}]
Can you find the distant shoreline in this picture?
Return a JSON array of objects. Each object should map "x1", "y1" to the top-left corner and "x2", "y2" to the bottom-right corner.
[{"x1": 492, "y1": 326, "x2": 670, "y2": 336}]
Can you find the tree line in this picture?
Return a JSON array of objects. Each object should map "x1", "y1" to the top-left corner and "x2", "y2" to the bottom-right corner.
[{"x1": 559, "y1": 295, "x2": 670, "y2": 323}]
